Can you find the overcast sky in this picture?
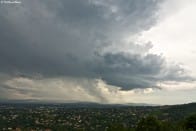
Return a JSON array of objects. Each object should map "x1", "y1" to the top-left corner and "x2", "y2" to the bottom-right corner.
[{"x1": 0, "y1": 0, "x2": 196, "y2": 105}]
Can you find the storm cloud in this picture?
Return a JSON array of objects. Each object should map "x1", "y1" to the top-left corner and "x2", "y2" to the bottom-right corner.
[{"x1": 0, "y1": 0, "x2": 194, "y2": 101}]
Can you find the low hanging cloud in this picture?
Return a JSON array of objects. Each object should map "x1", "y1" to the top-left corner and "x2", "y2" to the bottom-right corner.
[
  {"x1": 0, "y1": 0, "x2": 195, "y2": 101},
  {"x1": 0, "y1": 76, "x2": 157, "y2": 103}
]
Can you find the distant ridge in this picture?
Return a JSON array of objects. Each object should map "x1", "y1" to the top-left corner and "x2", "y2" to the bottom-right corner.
[{"x1": 1, "y1": 99, "x2": 195, "y2": 107}]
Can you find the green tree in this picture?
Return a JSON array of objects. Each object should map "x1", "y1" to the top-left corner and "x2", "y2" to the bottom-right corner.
[
  {"x1": 184, "y1": 114, "x2": 196, "y2": 130},
  {"x1": 136, "y1": 116, "x2": 161, "y2": 131}
]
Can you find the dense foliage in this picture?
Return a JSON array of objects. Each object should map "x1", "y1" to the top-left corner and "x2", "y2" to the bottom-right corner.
[{"x1": 109, "y1": 114, "x2": 196, "y2": 131}]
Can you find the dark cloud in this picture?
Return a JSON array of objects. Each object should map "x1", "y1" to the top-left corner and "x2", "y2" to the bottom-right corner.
[
  {"x1": 92, "y1": 52, "x2": 194, "y2": 90},
  {"x1": 0, "y1": 0, "x2": 194, "y2": 91}
]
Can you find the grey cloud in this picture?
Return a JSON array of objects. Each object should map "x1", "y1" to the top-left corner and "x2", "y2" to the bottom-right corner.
[
  {"x1": 92, "y1": 52, "x2": 194, "y2": 90},
  {"x1": 0, "y1": 0, "x2": 194, "y2": 92}
]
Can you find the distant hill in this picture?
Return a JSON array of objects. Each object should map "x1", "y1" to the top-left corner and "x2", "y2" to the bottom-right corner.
[{"x1": 0, "y1": 99, "x2": 195, "y2": 108}]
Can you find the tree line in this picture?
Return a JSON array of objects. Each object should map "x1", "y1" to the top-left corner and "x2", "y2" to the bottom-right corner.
[{"x1": 108, "y1": 113, "x2": 196, "y2": 131}]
